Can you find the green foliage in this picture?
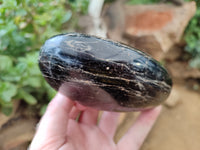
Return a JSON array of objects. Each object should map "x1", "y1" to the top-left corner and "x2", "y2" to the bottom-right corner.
[
  {"x1": 68, "y1": 0, "x2": 89, "y2": 14},
  {"x1": 184, "y1": 6, "x2": 200, "y2": 69},
  {"x1": 0, "y1": 0, "x2": 89, "y2": 115}
]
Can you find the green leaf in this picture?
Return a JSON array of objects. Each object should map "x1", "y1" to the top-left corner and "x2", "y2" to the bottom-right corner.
[
  {"x1": 18, "y1": 89, "x2": 37, "y2": 105},
  {"x1": 16, "y1": 0, "x2": 21, "y2": 5},
  {"x1": 62, "y1": 11, "x2": 72, "y2": 23},
  {"x1": 0, "y1": 55, "x2": 13, "y2": 71},
  {"x1": 15, "y1": 62, "x2": 27, "y2": 74},
  {"x1": 0, "y1": 73, "x2": 21, "y2": 82},
  {"x1": 39, "y1": 104, "x2": 47, "y2": 116},
  {"x1": 16, "y1": 9, "x2": 27, "y2": 16},
  {"x1": 0, "y1": 29, "x2": 8, "y2": 37},
  {"x1": 22, "y1": 76, "x2": 42, "y2": 88},
  {"x1": 0, "y1": 82, "x2": 17, "y2": 103},
  {"x1": 2, "y1": 0, "x2": 17, "y2": 8},
  {"x1": 189, "y1": 56, "x2": 200, "y2": 68},
  {"x1": 45, "y1": 82, "x2": 56, "y2": 99}
]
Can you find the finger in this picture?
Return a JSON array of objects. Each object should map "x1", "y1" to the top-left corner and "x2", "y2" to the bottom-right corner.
[
  {"x1": 69, "y1": 102, "x2": 87, "y2": 120},
  {"x1": 69, "y1": 107, "x2": 81, "y2": 120},
  {"x1": 30, "y1": 93, "x2": 74, "y2": 149},
  {"x1": 78, "y1": 107, "x2": 99, "y2": 126},
  {"x1": 59, "y1": 143, "x2": 76, "y2": 150},
  {"x1": 99, "y1": 111, "x2": 120, "y2": 139},
  {"x1": 117, "y1": 106, "x2": 162, "y2": 150}
]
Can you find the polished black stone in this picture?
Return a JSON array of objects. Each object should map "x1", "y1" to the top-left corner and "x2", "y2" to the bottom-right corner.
[{"x1": 39, "y1": 33, "x2": 172, "y2": 111}]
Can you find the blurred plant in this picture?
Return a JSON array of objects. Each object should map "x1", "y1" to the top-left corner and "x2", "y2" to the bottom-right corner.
[
  {"x1": 0, "y1": 0, "x2": 89, "y2": 115},
  {"x1": 68, "y1": 0, "x2": 89, "y2": 14},
  {"x1": 184, "y1": 3, "x2": 200, "y2": 69},
  {"x1": 65, "y1": 0, "x2": 89, "y2": 31}
]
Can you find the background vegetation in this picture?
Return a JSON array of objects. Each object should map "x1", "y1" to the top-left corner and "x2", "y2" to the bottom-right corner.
[
  {"x1": 184, "y1": 1, "x2": 200, "y2": 68},
  {"x1": 0, "y1": 0, "x2": 89, "y2": 115},
  {"x1": 0, "y1": 0, "x2": 199, "y2": 115}
]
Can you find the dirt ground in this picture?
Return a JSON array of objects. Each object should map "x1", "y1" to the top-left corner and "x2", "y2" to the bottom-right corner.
[
  {"x1": 115, "y1": 83, "x2": 200, "y2": 150},
  {"x1": 142, "y1": 84, "x2": 200, "y2": 150}
]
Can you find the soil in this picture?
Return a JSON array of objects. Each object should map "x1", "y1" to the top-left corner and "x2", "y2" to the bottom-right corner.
[
  {"x1": 141, "y1": 84, "x2": 200, "y2": 150},
  {"x1": 114, "y1": 83, "x2": 200, "y2": 150}
]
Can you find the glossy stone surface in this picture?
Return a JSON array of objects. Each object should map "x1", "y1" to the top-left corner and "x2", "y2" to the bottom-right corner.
[{"x1": 39, "y1": 33, "x2": 172, "y2": 111}]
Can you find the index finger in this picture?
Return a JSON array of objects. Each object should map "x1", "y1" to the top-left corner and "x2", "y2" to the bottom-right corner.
[{"x1": 117, "y1": 106, "x2": 162, "y2": 150}]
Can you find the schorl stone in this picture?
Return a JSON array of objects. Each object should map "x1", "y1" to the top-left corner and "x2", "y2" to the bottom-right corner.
[{"x1": 39, "y1": 33, "x2": 172, "y2": 111}]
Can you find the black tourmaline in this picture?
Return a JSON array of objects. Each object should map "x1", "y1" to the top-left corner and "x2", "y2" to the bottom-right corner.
[{"x1": 39, "y1": 33, "x2": 172, "y2": 111}]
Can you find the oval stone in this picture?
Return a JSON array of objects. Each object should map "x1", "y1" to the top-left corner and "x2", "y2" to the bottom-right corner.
[{"x1": 39, "y1": 33, "x2": 172, "y2": 111}]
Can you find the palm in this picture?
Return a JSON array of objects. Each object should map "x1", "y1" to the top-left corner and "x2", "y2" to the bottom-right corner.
[
  {"x1": 30, "y1": 93, "x2": 161, "y2": 150},
  {"x1": 63, "y1": 119, "x2": 117, "y2": 150}
]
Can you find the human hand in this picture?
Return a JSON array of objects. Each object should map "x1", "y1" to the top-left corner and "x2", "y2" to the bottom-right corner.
[{"x1": 30, "y1": 93, "x2": 162, "y2": 150}]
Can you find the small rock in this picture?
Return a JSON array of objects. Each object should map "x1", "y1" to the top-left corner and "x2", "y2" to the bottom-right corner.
[
  {"x1": 124, "y1": 2, "x2": 196, "y2": 59},
  {"x1": 103, "y1": 2, "x2": 196, "y2": 60}
]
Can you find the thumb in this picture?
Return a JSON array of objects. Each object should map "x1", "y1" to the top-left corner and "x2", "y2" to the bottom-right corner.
[{"x1": 30, "y1": 93, "x2": 74, "y2": 150}]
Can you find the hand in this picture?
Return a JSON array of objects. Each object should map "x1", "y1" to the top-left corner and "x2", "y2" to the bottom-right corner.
[{"x1": 30, "y1": 93, "x2": 162, "y2": 150}]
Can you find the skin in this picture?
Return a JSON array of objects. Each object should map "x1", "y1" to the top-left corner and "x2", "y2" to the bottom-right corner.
[{"x1": 30, "y1": 93, "x2": 162, "y2": 150}]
